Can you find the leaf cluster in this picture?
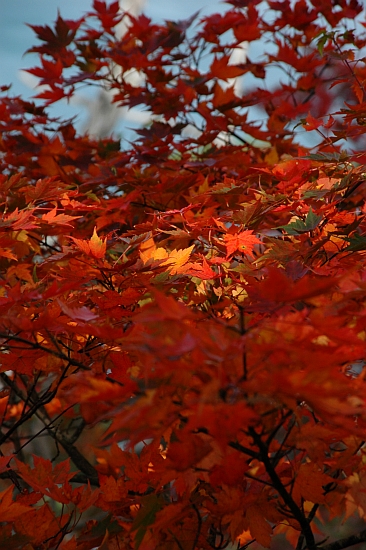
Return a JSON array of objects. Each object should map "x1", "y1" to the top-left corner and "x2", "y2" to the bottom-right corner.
[{"x1": 0, "y1": 1, "x2": 366, "y2": 549}]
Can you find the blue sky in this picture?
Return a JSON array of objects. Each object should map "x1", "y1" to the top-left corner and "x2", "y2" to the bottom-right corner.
[
  {"x1": 0, "y1": 0, "x2": 226, "y2": 137},
  {"x1": 1, "y1": 0, "x2": 224, "y2": 97}
]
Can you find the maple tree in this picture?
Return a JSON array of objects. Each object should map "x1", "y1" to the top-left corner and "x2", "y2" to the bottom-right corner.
[{"x1": 1, "y1": 0, "x2": 366, "y2": 548}]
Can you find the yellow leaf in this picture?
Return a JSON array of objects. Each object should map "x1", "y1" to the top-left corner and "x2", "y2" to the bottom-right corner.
[
  {"x1": 89, "y1": 227, "x2": 107, "y2": 259},
  {"x1": 153, "y1": 248, "x2": 169, "y2": 261},
  {"x1": 71, "y1": 227, "x2": 106, "y2": 259},
  {"x1": 161, "y1": 245, "x2": 195, "y2": 274},
  {"x1": 140, "y1": 239, "x2": 194, "y2": 275},
  {"x1": 140, "y1": 237, "x2": 157, "y2": 263}
]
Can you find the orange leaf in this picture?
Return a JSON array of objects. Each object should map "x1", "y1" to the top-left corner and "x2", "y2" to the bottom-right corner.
[
  {"x1": 0, "y1": 248, "x2": 17, "y2": 261},
  {"x1": 224, "y1": 231, "x2": 262, "y2": 258},
  {"x1": 161, "y1": 245, "x2": 195, "y2": 274},
  {"x1": 140, "y1": 238, "x2": 194, "y2": 274},
  {"x1": 69, "y1": 236, "x2": 91, "y2": 255},
  {"x1": 352, "y1": 81, "x2": 364, "y2": 104},
  {"x1": 89, "y1": 226, "x2": 107, "y2": 258},
  {"x1": 71, "y1": 227, "x2": 106, "y2": 258},
  {"x1": 41, "y1": 206, "x2": 80, "y2": 227},
  {"x1": 139, "y1": 236, "x2": 157, "y2": 263},
  {"x1": 5, "y1": 208, "x2": 38, "y2": 230},
  {"x1": 185, "y1": 257, "x2": 216, "y2": 279},
  {"x1": 0, "y1": 486, "x2": 32, "y2": 522}
]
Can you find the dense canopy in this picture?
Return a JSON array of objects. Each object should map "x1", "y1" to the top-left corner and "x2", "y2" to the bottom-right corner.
[{"x1": 1, "y1": 1, "x2": 366, "y2": 549}]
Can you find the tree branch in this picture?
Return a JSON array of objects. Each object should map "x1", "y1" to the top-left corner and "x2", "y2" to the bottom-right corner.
[
  {"x1": 248, "y1": 427, "x2": 317, "y2": 550},
  {"x1": 228, "y1": 441, "x2": 259, "y2": 459},
  {"x1": 318, "y1": 529, "x2": 366, "y2": 550},
  {"x1": 0, "y1": 372, "x2": 99, "y2": 486},
  {"x1": 0, "y1": 332, "x2": 91, "y2": 371}
]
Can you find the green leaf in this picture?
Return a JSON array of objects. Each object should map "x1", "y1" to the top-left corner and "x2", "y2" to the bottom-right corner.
[
  {"x1": 343, "y1": 233, "x2": 366, "y2": 252},
  {"x1": 279, "y1": 219, "x2": 307, "y2": 235},
  {"x1": 88, "y1": 514, "x2": 122, "y2": 539},
  {"x1": 133, "y1": 494, "x2": 162, "y2": 550},
  {"x1": 302, "y1": 189, "x2": 328, "y2": 199},
  {"x1": 151, "y1": 271, "x2": 172, "y2": 283},
  {"x1": 278, "y1": 208, "x2": 322, "y2": 235},
  {"x1": 315, "y1": 31, "x2": 334, "y2": 56},
  {"x1": 211, "y1": 186, "x2": 236, "y2": 194},
  {"x1": 303, "y1": 152, "x2": 342, "y2": 162},
  {"x1": 316, "y1": 34, "x2": 328, "y2": 56},
  {"x1": 305, "y1": 208, "x2": 323, "y2": 230},
  {"x1": 32, "y1": 264, "x2": 39, "y2": 283}
]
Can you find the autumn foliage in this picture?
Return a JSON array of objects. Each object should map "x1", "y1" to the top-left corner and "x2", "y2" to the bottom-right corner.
[{"x1": 1, "y1": 0, "x2": 366, "y2": 548}]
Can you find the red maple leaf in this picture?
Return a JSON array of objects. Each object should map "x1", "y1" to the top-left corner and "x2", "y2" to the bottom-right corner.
[{"x1": 224, "y1": 231, "x2": 262, "y2": 258}]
